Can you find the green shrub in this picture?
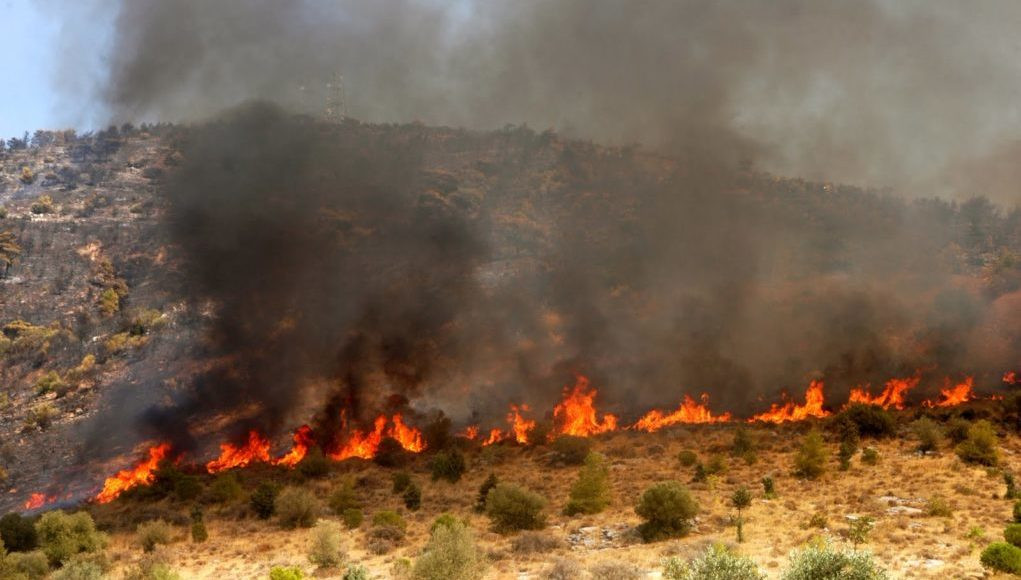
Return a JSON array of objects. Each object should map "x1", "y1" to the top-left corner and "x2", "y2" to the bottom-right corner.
[
  {"x1": 430, "y1": 514, "x2": 465, "y2": 533},
  {"x1": 705, "y1": 454, "x2": 727, "y2": 475},
  {"x1": 732, "y1": 487, "x2": 752, "y2": 542},
  {"x1": 368, "y1": 511, "x2": 407, "y2": 555},
  {"x1": 190, "y1": 520, "x2": 207, "y2": 543},
  {"x1": 137, "y1": 520, "x2": 173, "y2": 553},
  {"x1": 24, "y1": 403, "x2": 57, "y2": 431},
  {"x1": 391, "y1": 471, "x2": 412, "y2": 494},
  {"x1": 35, "y1": 510, "x2": 106, "y2": 566},
  {"x1": 926, "y1": 497, "x2": 953, "y2": 518},
  {"x1": 732, "y1": 428, "x2": 756, "y2": 457},
  {"x1": 430, "y1": 449, "x2": 467, "y2": 483},
  {"x1": 793, "y1": 430, "x2": 828, "y2": 480},
  {"x1": 412, "y1": 520, "x2": 486, "y2": 580},
  {"x1": 250, "y1": 482, "x2": 280, "y2": 519},
  {"x1": 485, "y1": 483, "x2": 547, "y2": 533},
  {"x1": 297, "y1": 449, "x2": 331, "y2": 479},
  {"x1": 861, "y1": 447, "x2": 879, "y2": 466},
  {"x1": 678, "y1": 450, "x2": 698, "y2": 467},
  {"x1": 956, "y1": 420, "x2": 999, "y2": 466},
  {"x1": 269, "y1": 566, "x2": 305, "y2": 580},
  {"x1": 34, "y1": 371, "x2": 68, "y2": 397},
  {"x1": 276, "y1": 487, "x2": 321, "y2": 529},
  {"x1": 663, "y1": 543, "x2": 763, "y2": 580},
  {"x1": 4, "y1": 549, "x2": 49, "y2": 579},
  {"x1": 98, "y1": 288, "x2": 120, "y2": 316},
  {"x1": 551, "y1": 436, "x2": 592, "y2": 465},
  {"x1": 846, "y1": 516, "x2": 874, "y2": 548},
  {"x1": 835, "y1": 404, "x2": 896, "y2": 438},
  {"x1": 564, "y1": 452, "x2": 612, "y2": 516},
  {"x1": 635, "y1": 481, "x2": 699, "y2": 542},
  {"x1": 308, "y1": 520, "x2": 345, "y2": 569},
  {"x1": 1005, "y1": 473, "x2": 1019, "y2": 500},
  {"x1": 403, "y1": 482, "x2": 422, "y2": 511},
  {"x1": 208, "y1": 473, "x2": 243, "y2": 503},
  {"x1": 911, "y1": 417, "x2": 943, "y2": 453},
  {"x1": 837, "y1": 439, "x2": 856, "y2": 471},
  {"x1": 372, "y1": 511, "x2": 407, "y2": 531},
  {"x1": 30, "y1": 195, "x2": 52, "y2": 214},
  {"x1": 762, "y1": 476, "x2": 776, "y2": 499},
  {"x1": 980, "y1": 542, "x2": 1021, "y2": 575},
  {"x1": 341, "y1": 509, "x2": 363, "y2": 529},
  {"x1": 945, "y1": 418, "x2": 971, "y2": 444},
  {"x1": 475, "y1": 473, "x2": 498, "y2": 513},
  {"x1": 51, "y1": 554, "x2": 107, "y2": 579},
  {"x1": 328, "y1": 481, "x2": 361, "y2": 514},
  {"x1": 806, "y1": 512, "x2": 828, "y2": 529},
  {"x1": 173, "y1": 474, "x2": 202, "y2": 501},
  {"x1": 1014, "y1": 500, "x2": 1021, "y2": 523},
  {"x1": 1004, "y1": 524, "x2": 1021, "y2": 548},
  {"x1": 343, "y1": 565, "x2": 369, "y2": 580},
  {"x1": 1, "y1": 512, "x2": 39, "y2": 551},
  {"x1": 781, "y1": 539, "x2": 888, "y2": 579}
]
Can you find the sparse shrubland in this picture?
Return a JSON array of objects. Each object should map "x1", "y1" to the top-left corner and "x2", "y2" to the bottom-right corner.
[{"x1": 589, "y1": 561, "x2": 643, "y2": 580}]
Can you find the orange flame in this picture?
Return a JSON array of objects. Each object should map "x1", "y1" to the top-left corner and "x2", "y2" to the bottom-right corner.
[
  {"x1": 923, "y1": 377, "x2": 975, "y2": 408},
  {"x1": 273, "y1": 425, "x2": 316, "y2": 468},
  {"x1": 847, "y1": 376, "x2": 919, "y2": 410},
  {"x1": 206, "y1": 430, "x2": 272, "y2": 473},
  {"x1": 24, "y1": 493, "x2": 55, "y2": 510},
  {"x1": 460, "y1": 425, "x2": 480, "y2": 440},
  {"x1": 553, "y1": 375, "x2": 618, "y2": 436},
  {"x1": 390, "y1": 413, "x2": 425, "y2": 452},
  {"x1": 633, "y1": 393, "x2": 733, "y2": 432},
  {"x1": 482, "y1": 428, "x2": 504, "y2": 446},
  {"x1": 1005, "y1": 371, "x2": 1017, "y2": 385},
  {"x1": 749, "y1": 380, "x2": 830, "y2": 423},
  {"x1": 327, "y1": 414, "x2": 425, "y2": 460},
  {"x1": 508, "y1": 404, "x2": 536, "y2": 444},
  {"x1": 95, "y1": 443, "x2": 172, "y2": 504}
]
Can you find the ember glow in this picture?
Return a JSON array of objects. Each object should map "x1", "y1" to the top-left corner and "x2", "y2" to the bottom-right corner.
[
  {"x1": 508, "y1": 404, "x2": 537, "y2": 444},
  {"x1": 847, "y1": 376, "x2": 919, "y2": 410},
  {"x1": 273, "y1": 425, "x2": 315, "y2": 468},
  {"x1": 923, "y1": 377, "x2": 975, "y2": 408},
  {"x1": 460, "y1": 425, "x2": 480, "y2": 440},
  {"x1": 1005, "y1": 371, "x2": 1018, "y2": 385},
  {"x1": 95, "y1": 443, "x2": 172, "y2": 504},
  {"x1": 748, "y1": 380, "x2": 830, "y2": 423},
  {"x1": 206, "y1": 430, "x2": 272, "y2": 473},
  {"x1": 633, "y1": 394, "x2": 732, "y2": 432},
  {"x1": 553, "y1": 375, "x2": 618, "y2": 436},
  {"x1": 23, "y1": 492, "x2": 55, "y2": 510}
]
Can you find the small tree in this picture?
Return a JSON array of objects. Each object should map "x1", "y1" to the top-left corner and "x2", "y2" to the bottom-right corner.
[
  {"x1": 190, "y1": 507, "x2": 208, "y2": 543},
  {"x1": 564, "y1": 452, "x2": 612, "y2": 516},
  {"x1": 485, "y1": 484, "x2": 547, "y2": 533},
  {"x1": 1005, "y1": 473, "x2": 1019, "y2": 500},
  {"x1": 0, "y1": 231, "x2": 22, "y2": 279},
  {"x1": 837, "y1": 439, "x2": 856, "y2": 471},
  {"x1": 308, "y1": 519, "x2": 345, "y2": 569},
  {"x1": 635, "y1": 481, "x2": 699, "y2": 542},
  {"x1": 732, "y1": 428, "x2": 756, "y2": 463},
  {"x1": 251, "y1": 482, "x2": 279, "y2": 519},
  {"x1": 34, "y1": 511, "x2": 106, "y2": 567},
  {"x1": 731, "y1": 487, "x2": 752, "y2": 542},
  {"x1": 430, "y1": 449, "x2": 467, "y2": 483},
  {"x1": 956, "y1": 420, "x2": 999, "y2": 466},
  {"x1": 846, "y1": 516, "x2": 874, "y2": 549},
  {"x1": 793, "y1": 430, "x2": 828, "y2": 480},
  {"x1": 475, "y1": 473, "x2": 498, "y2": 513},
  {"x1": 761, "y1": 476, "x2": 776, "y2": 499}
]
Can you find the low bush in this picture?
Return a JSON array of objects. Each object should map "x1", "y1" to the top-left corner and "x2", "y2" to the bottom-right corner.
[
  {"x1": 589, "y1": 562, "x2": 642, "y2": 580},
  {"x1": 403, "y1": 482, "x2": 422, "y2": 511},
  {"x1": 475, "y1": 473, "x2": 498, "y2": 513},
  {"x1": 297, "y1": 449, "x2": 331, "y2": 479},
  {"x1": 137, "y1": 520, "x2": 173, "y2": 553},
  {"x1": 276, "y1": 487, "x2": 321, "y2": 529},
  {"x1": 663, "y1": 543, "x2": 764, "y2": 580},
  {"x1": 564, "y1": 452, "x2": 612, "y2": 516},
  {"x1": 945, "y1": 417, "x2": 971, "y2": 444},
  {"x1": 705, "y1": 454, "x2": 727, "y2": 475},
  {"x1": 781, "y1": 539, "x2": 887, "y2": 579},
  {"x1": 308, "y1": 519, "x2": 345, "y2": 569},
  {"x1": 367, "y1": 511, "x2": 406, "y2": 555},
  {"x1": 635, "y1": 481, "x2": 698, "y2": 542},
  {"x1": 732, "y1": 427, "x2": 756, "y2": 458},
  {"x1": 1, "y1": 512, "x2": 38, "y2": 552},
  {"x1": 392, "y1": 471, "x2": 412, "y2": 494},
  {"x1": 372, "y1": 511, "x2": 407, "y2": 532},
  {"x1": 510, "y1": 531, "x2": 564, "y2": 554},
  {"x1": 542, "y1": 558, "x2": 582, "y2": 580},
  {"x1": 980, "y1": 542, "x2": 1021, "y2": 575},
  {"x1": 51, "y1": 554, "x2": 107, "y2": 580},
  {"x1": 956, "y1": 420, "x2": 999, "y2": 466},
  {"x1": 678, "y1": 450, "x2": 698, "y2": 467},
  {"x1": 341, "y1": 509, "x2": 363, "y2": 529},
  {"x1": 343, "y1": 564, "x2": 369, "y2": 580},
  {"x1": 422, "y1": 412, "x2": 454, "y2": 452},
  {"x1": 911, "y1": 417, "x2": 943, "y2": 453},
  {"x1": 328, "y1": 481, "x2": 361, "y2": 514},
  {"x1": 430, "y1": 514, "x2": 465, "y2": 533},
  {"x1": 835, "y1": 404, "x2": 896, "y2": 438},
  {"x1": 24, "y1": 403, "x2": 57, "y2": 431},
  {"x1": 412, "y1": 520, "x2": 486, "y2": 579},
  {"x1": 793, "y1": 430, "x2": 828, "y2": 480},
  {"x1": 1004, "y1": 524, "x2": 1021, "y2": 548},
  {"x1": 34, "y1": 371, "x2": 69, "y2": 398},
  {"x1": 373, "y1": 437, "x2": 410, "y2": 467},
  {"x1": 1014, "y1": 500, "x2": 1021, "y2": 523},
  {"x1": 926, "y1": 497, "x2": 953, "y2": 518},
  {"x1": 837, "y1": 439, "x2": 856, "y2": 471},
  {"x1": 207, "y1": 473, "x2": 243, "y2": 504},
  {"x1": 3, "y1": 549, "x2": 49, "y2": 579},
  {"x1": 35, "y1": 510, "x2": 106, "y2": 566},
  {"x1": 762, "y1": 476, "x2": 776, "y2": 499},
  {"x1": 429, "y1": 449, "x2": 467, "y2": 483},
  {"x1": 861, "y1": 447, "x2": 879, "y2": 465},
  {"x1": 190, "y1": 520, "x2": 207, "y2": 543},
  {"x1": 250, "y1": 482, "x2": 280, "y2": 519},
  {"x1": 269, "y1": 566, "x2": 305, "y2": 580},
  {"x1": 485, "y1": 483, "x2": 547, "y2": 533},
  {"x1": 551, "y1": 436, "x2": 592, "y2": 465}
]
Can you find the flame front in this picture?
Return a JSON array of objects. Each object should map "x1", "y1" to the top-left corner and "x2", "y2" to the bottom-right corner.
[
  {"x1": 327, "y1": 414, "x2": 425, "y2": 460},
  {"x1": 553, "y1": 375, "x2": 618, "y2": 436},
  {"x1": 390, "y1": 413, "x2": 425, "y2": 452},
  {"x1": 460, "y1": 425, "x2": 480, "y2": 440},
  {"x1": 508, "y1": 404, "x2": 536, "y2": 444},
  {"x1": 749, "y1": 380, "x2": 830, "y2": 423},
  {"x1": 95, "y1": 443, "x2": 172, "y2": 504},
  {"x1": 633, "y1": 393, "x2": 733, "y2": 432},
  {"x1": 847, "y1": 376, "x2": 919, "y2": 410},
  {"x1": 482, "y1": 428, "x2": 503, "y2": 446},
  {"x1": 24, "y1": 493, "x2": 54, "y2": 510},
  {"x1": 273, "y1": 425, "x2": 315, "y2": 468},
  {"x1": 923, "y1": 377, "x2": 975, "y2": 408},
  {"x1": 206, "y1": 430, "x2": 272, "y2": 473}
]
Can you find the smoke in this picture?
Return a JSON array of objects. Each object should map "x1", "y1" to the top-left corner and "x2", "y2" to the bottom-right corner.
[{"x1": 57, "y1": 0, "x2": 1021, "y2": 453}]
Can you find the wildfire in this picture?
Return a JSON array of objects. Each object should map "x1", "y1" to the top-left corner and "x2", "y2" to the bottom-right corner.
[
  {"x1": 749, "y1": 380, "x2": 830, "y2": 423},
  {"x1": 482, "y1": 428, "x2": 503, "y2": 446},
  {"x1": 459, "y1": 425, "x2": 480, "y2": 440},
  {"x1": 508, "y1": 404, "x2": 537, "y2": 444},
  {"x1": 23, "y1": 493, "x2": 55, "y2": 510},
  {"x1": 847, "y1": 376, "x2": 919, "y2": 410},
  {"x1": 633, "y1": 393, "x2": 733, "y2": 432},
  {"x1": 1005, "y1": 371, "x2": 1018, "y2": 385},
  {"x1": 95, "y1": 443, "x2": 172, "y2": 504},
  {"x1": 327, "y1": 414, "x2": 425, "y2": 460},
  {"x1": 273, "y1": 425, "x2": 316, "y2": 468},
  {"x1": 206, "y1": 430, "x2": 272, "y2": 473},
  {"x1": 553, "y1": 375, "x2": 618, "y2": 436},
  {"x1": 923, "y1": 377, "x2": 975, "y2": 408}
]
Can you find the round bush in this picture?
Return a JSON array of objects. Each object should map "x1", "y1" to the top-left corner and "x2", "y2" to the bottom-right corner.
[
  {"x1": 0, "y1": 512, "x2": 38, "y2": 552},
  {"x1": 485, "y1": 483, "x2": 547, "y2": 533},
  {"x1": 35, "y1": 511, "x2": 106, "y2": 566},
  {"x1": 781, "y1": 539, "x2": 887, "y2": 579},
  {"x1": 276, "y1": 487, "x2": 321, "y2": 529},
  {"x1": 551, "y1": 436, "x2": 592, "y2": 465},
  {"x1": 1004, "y1": 524, "x2": 1021, "y2": 548},
  {"x1": 635, "y1": 481, "x2": 698, "y2": 542},
  {"x1": 136, "y1": 519, "x2": 172, "y2": 553},
  {"x1": 663, "y1": 543, "x2": 763, "y2": 580},
  {"x1": 980, "y1": 542, "x2": 1021, "y2": 575},
  {"x1": 678, "y1": 450, "x2": 698, "y2": 467},
  {"x1": 430, "y1": 449, "x2": 467, "y2": 483}
]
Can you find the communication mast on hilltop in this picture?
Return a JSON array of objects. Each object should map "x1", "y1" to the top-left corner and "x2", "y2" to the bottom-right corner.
[{"x1": 324, "y1": 73, "x2": 348, "y2": 122}]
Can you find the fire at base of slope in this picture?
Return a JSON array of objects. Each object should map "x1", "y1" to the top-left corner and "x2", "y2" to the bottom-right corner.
[{"x1": 21, "y1": 371, "x2": 1018, "y2": 509}]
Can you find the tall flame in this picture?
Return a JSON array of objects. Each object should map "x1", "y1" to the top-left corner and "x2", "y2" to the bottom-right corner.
[
  {"x1": 95, "y1": 443, "x2": 172, "y2": 504},
  {"x1": 847, "y1": 376, "x2": 919, "y2": 410},
  {"x1": 327, "y1": 414, "x2": 425, "y2": 460},
  {"x1": 273, "y1": 425, "x2": 316, "y2": 468},
  {"x1": 633, "y1": 393, "x2": 732, "y2": 432},
  {"x1": 923, "y1": 377, "x2": 975, "y2": 408},
  {"x1": 508, "y1": 404, "x2": 536, "y2": 444},
  {"x1": 553, "y1": 375, "x2": 618, "y2": 436},
  {"x1": 206, "y1": 430, "x2": 272, "y2": 473},
  {"x1": 390, "y1": 413, "x2": 425, "y2": 452},
  {"x1": 749, "y1": 380, "x2": 830, "y2": 423}
]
